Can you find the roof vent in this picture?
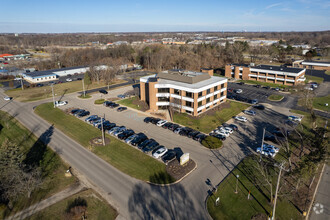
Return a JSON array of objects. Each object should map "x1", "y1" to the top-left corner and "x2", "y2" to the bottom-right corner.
[
  {"x1": 270, "y1": 67, "x2": 272, "y2": 69},
  {"x1": 280, "y1": 68, "x2": 283, "y2": 70}
]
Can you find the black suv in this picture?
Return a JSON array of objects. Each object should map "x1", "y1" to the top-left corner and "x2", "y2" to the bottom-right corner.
[
  {"x1": 131, "y1": 133, "x2": 147, "y2": 146},
  {"x1": 99, "y1": 89, "x2": 108, "y2": 94},
  {"x1": 144, "y1": 117, "x2": 154, "y2": 123},
  {"x1": 118, "y1": 129, "x2": 135, "y2": 140}
]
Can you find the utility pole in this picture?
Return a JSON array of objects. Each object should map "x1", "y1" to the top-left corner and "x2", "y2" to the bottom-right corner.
[
  {"x1": 101, "y1": 113, "x2": 105, "y2": 146},
  {"x1": 235, "y1": 174, "x2": 239, "y2": 193},
  {"x1": 272, "y1": 162, "x2": 286, "y2": 220},
  {"x1": 51, "y1": 83, "x2": 56, "y2": 108}
]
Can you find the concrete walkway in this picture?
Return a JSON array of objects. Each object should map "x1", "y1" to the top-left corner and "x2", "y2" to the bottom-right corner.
[{"x1": 5, "y1": 182, "x2": 86, "y2": 220}]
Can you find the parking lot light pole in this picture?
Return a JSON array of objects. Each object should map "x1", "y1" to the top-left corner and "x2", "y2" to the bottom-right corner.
[
  {"x1": 20, "y1": 78, "x2": 24, "y2": 90},
  {"x1": 235, "y1": 174, "x2": 239, "y2": 193},
  {"x1": 51, "y1": 84, "x2": 56, "y2": 108},
  {"x1": 260, "y1": 128, "x2": 265, "y2": 161},
  {"x1": 101, "y1": 114, "x2": 105, "y2": 146},
  {"x1": 82, "y1": 78, "x2": 86, "y2": 97}
]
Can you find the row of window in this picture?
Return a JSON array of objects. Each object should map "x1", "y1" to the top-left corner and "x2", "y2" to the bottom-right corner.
[
  {"x1": 158, "y1": 84, "x2": 225, "y2": 98},
  {"x1": 36, "y1": 76, "x2": 55, "y2": 81}
]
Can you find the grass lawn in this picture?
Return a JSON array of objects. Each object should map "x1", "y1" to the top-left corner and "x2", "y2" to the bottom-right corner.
[
  {"x1": 94, "y1": 99, "x2": 105, "y2": 104},
  {"x1": 325, "y1": 71, "x2": 330, "y2": 75},
  {"x1": 268, "y1": 94, "x2": 284, "y2": 101},
  {"x1": 239, "y1": 80, "x2": 289, "y2": 89},
  {"x1": 78, "y1": 94, "x2": 92, "y2": 99},
  {"x1": 26, "y1": 189, "x2": 117, "y2": 220},
  {"x1": 117, "y1": 96, "x2": 143, "y2": 110},
  {"x1": 0, "y1": 111, "x2": 76, "y2": 219},
  {"x1": 5, "y1": 79, "x2": 125, "y2": 102},
  {"x1": 207, "y1": 156, "x2": 302, "y2": 220},
  {"x1": 35, "y1": 103, "x2": 174, "y2": 184},
  {"x1": 173, "y1": 101, "x2": 249, "y2": 133},
  {"x1": 313, "y1": 95, "x2": 330, "y2": 112},
  {"x1": 305, "y1": 75, "x2": 324, "y2": 84}
]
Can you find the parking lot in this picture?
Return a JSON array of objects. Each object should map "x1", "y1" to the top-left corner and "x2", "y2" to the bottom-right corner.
[
  {"x1": 228, "y1": 82, "x2": 296, "y2": 108},
  {"x1": 57, "y1": 87, "x2": 299, "y2": 192}
]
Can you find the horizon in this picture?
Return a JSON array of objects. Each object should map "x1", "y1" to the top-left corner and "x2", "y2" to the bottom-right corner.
[{"x1": 1, "y1": 0, "x2": 330, "y2": 33}]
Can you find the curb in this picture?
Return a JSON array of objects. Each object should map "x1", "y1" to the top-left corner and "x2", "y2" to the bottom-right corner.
[
  {"x1": 267, "y1": 96, "x2": 284, "y2": 102},
  {"x1": 306, "y1": 163, "x2": 326, "y2": 219}
]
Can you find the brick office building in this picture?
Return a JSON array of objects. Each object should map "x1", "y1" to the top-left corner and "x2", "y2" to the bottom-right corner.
[
  {"x1": 292, "y1": 60, "x2": 330, "y2": 71},
  {"x1": 225, "y1": 64, "x2": 306, "y2": 86},
  {"x1": 140, "y1": 69, "x2": 228, "y2": 116}
]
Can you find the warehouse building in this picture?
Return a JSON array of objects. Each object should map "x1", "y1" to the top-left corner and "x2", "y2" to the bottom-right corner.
[
  {"x1": 292, "y1": 60, "x2": 330, "y2": 71},
  {"x1": 140, "y1": 69, "x2": 227, "y2": 116}
]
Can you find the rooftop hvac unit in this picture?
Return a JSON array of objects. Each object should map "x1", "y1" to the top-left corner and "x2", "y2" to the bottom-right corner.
[{"x1": 250, "y1": 63, "x2": 255, "y2": 67}]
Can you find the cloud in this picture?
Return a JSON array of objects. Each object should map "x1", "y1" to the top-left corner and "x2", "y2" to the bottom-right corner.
[{"x1": 265, "y1": 2, "x2": 282, "y2": 9}]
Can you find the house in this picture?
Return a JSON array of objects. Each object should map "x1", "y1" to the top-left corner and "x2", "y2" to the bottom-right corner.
[
  {"x1": 225, "y1": 64, "x2": 306, "y2": 86},
  {"x1": 140, "y1": 69, "x2": 227, "y2": 116}
]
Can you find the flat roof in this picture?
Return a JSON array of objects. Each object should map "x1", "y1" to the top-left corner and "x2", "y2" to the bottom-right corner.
[
  {"x1": 301, "y1": 60, "x2": 330, "y2": 65},
  {"x1": 252, "y1": 65, "x2": 304, "y2": 74},
  {"x1": 24, "y1": 71, "x2": 57, "y2": 78},
  {"x1": 157, "y1": 69, "x2": 211, "y2": 84}
]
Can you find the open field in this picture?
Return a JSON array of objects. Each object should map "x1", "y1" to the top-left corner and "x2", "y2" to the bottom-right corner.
[
  {"x1": 173, "y1": 101, "x2": 249, "y2": 133},
  {"x1": 35, "y1": 103, "x2": 174, "y2": 184},
  {"x1": 5, "y1": 79, "x2": 125, "y2": 102},
  {"x1": 27, "y1": 189, "x2": 117, "y2": 220},
  {"x1": 0, "y1": 111, "x2": 76, "y2": 219}
]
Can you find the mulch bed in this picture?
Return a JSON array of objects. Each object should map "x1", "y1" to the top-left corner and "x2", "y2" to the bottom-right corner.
[
  {"x1": 166, "y1": 159, "x2": 196, "y2": 181},
  {"x1": 89, "y1": 137, "x2": 110, "y2": 147},
  {"x1": 131, "y1": 97, "x2": 149, "y2": 111}
]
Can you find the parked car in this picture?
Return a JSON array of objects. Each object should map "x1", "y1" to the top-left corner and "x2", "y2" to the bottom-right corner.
[
  {"x1": 237, "y1": 82, "x2": 245, "y2": 85},
  {"x1": 152, "y1": 146, "x2": 168, "y2": 159},
  {"x1": 263, "y1": 86, "x2": 270, "y2": 90},
  {"x1": 234, "y1": 116, "x2": 247, "y2": 122},
  {"x1": 256, "y1": 147, "x2": 276, "y2": 158},
  {"x1": 151, "y1": 118, "x2": 161, "y2": 125},
  {"x1": 108, "y1": 126, "x2": 121, "y2": 135},
  {"x1": 125, "y1": 134, "x2": 139, "y2": 144},
  {"x1": 4, "y1": 96, "x2": 12, "y2": 101},
  {"x1": 117, "y1": 107, "x2": 127, "y2": 112},
  {"x1": 254, "y1": 84, "x2": 261, "y2": 88},
  {"x1": 73, "y1": 109, "x2": 85, "y2": 116},
  {"x1": 213, "y1": 134, "x2": 226, "y2": 141},
  {"x1": 138, "y1": 138, "x2": 153, "y2": 149},
  {"x1": 54, "y1": 101, "x2": 68, "y2": 107},
  {"x1": 157, "y1": 120, "x2": 167, "y2": 127},
  {"x1": 142, "y1": 141, "x2": 159, "y2": 153},
  {"x1": 109, "y1": 103, "x2": 119, "y2": 108},
  {"x1": 131, "y1": 133, "x2": 148, "y2": 146},
  {"x1": 193, "y1": 133, "x2": 207, "y2": 142},
  {"x1": 274, "y1": 87, "x2": 280, "y2": 91},
  {"x1": 161, "y1": 150, "x2": 177, "y2": 164},
  {"x1": 66, "y1": 78, "x2": 72, "y2": 82},
  {"x1": 143, "y1": 117, "x2": 154, "y2": 123},
  {"x1": 118, "y1": 129, "x2": 135, "y2": 140},
  {"x1": 162, "y1": 122, "x2": 173, "y2": 129},
  {"x1": 187, "y1": 130, "x2": 200, "y2": 138},
  {"x1": 249, "y1": 99, "x2": 258, "y2": 104},
  {"x1": 103, "y1": 122, "x2": 116, "y2": 130},
  {"x1": 99, "y1": 89, "x2": 108, "y2": 94},
  {"x1": 263, "y1": 143, "x2": 279, "y2": 153},
  {"x1": 103, "y1": 101, "x2": 114, "y2": 107},
  {"x1": 288, "y1": 115, "x2": 302, "y2": 122},
  {"x1": 243, "y1": 110, "x2": 256, "y2": 116},
  {"x1": 85, "y1": 115, "x2": 98, "y2": 122},
  {"x1": 234, "y1": 89, "x2": 243, "y2": 94},
  {"x1": 77, "y1": 110, "x2": 90, "y2": 118},
  {"x1": 70, "y1": 108, "x2": 81, "y2": 115},
  {"x1": 253, "y1": 104, "x2": 265, "y2": 110},
  {"x1": 113, "y1": 126, "x2": 126, "y2": 136},
  {"x1": 169, "y1": 124, "x2": 180, "y2": 131},
  {"x1": 117, "y1": 94, "x2": 126, "y2": 99}
]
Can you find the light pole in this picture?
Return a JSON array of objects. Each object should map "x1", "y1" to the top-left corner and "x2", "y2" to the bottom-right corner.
[
  {"x1": 51, "y1": 83, "x2": 56, "y2": 108},
  {"x1": 101, "y1": 113, "x2": 105, "y2": 146},
  {"x1": 20, "y1": 77, "x2": 24, "y2": 90},
  {"x1": 82, "y1": 77, "x2": 86, "y2": 97},
  {"x1": 260, "y1": 128, "x2": 265, "y2": 161},
  {"x1": 235, "y1": 174, "x2": 239, "y2": 194}
]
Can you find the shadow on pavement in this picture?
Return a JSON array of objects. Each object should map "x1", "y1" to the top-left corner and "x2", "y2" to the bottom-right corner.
[{"x1": 128, "y1": 183, "x2": 205, "y2": 220}]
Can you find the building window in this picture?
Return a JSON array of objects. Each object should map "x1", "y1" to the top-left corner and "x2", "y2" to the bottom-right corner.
[
  {"x1": 186, "y1": 92, "x2": 193, "y2": 98},
  {"x1": 206, "y1": 89, "x2": 211, "y2": 94},
  {"x1": 186, "y1": 101, "x2": 193, "y2": 107},
  {"x1": 158, "y1": 97, "x2": 169, "y2": 102},
  {"x1": 206, "y1": 97, "x2": 210, "y2": 103},
  {"x1": 197, "y1": 110, "x2": 202, "y2": 114},
  {"x1": 221, "y1": 84, "x2": 224, "y2": 89},
  {"x1": 174, "y1": 89, "x2": 180, "y2": 95},
  {"x1": 221, "y1": 92, "x2": 224, "y2": 97},
  {"x1": 158, "y1": 88, "x2": 169, "y2": 93},
  {"x1": 37, "y1": 79, "x2": 39, "y2": 81},
  {"x1": 198, "y1": 92, "x2": 203, "y2": 97},
  {"x1": 214, "y1": 85, "x2": 218, "y2": 91},
  {"x1": 239, "y1": 70, "x2": 243, "y2": 73},
  {"x1": 198, "y1": 101, "x2": 202, "y2": 107},
  {"x1": 214, "y1": 94, "x2": 217, "y2": 100},
  {"x1": 186, "y1": 110, "x2": 192, "y2": 115}
]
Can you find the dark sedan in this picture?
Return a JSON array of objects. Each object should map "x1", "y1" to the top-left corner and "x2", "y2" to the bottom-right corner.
[{"x1": 161, "y1": 150, "x2": 177, "y2": 164}]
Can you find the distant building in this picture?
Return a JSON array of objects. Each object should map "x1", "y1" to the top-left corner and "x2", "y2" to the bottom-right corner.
[
  {"x1": 23, "y1": 71, "x2": 57, "y2": 83},
  {"x1": 292, "y1": 60, "x2": 330, "y2": 71},
  {"x1": 225, "y1": 64, "x2": 305, "y2": 86},
  {"x1": 140, "y1": 69, "x2": 227, "y2": 116}
]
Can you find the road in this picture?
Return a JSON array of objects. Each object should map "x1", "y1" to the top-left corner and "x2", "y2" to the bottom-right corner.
[
  {"x1": 310, "y1": 164, "x2": 330, "y2": 220},
  {"x1": 0, "y1": 86, "x2": 312, "y2": 219}
]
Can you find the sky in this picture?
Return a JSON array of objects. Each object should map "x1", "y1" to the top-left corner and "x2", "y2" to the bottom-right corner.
[{"x1": 0, "y1": 0, "x2": 329, "y2": 33}]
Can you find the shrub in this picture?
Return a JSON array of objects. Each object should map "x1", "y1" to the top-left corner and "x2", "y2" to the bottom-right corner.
[
  {"x1": 201, "y1": 136, "x2": 223, "y2": 149},
  {"x1": 94, "y1": 99, "x2": 105, "y2": 104}
]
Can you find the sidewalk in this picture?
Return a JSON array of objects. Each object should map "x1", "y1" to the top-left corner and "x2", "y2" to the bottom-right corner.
[{"x1": 5, "y1": 182, "x2": 86, "y2": 220}]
